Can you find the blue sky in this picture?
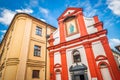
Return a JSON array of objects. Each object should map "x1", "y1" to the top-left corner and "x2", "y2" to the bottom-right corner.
[{"x1": 0, "y1": 0, "x2": 120, "y2": 49}]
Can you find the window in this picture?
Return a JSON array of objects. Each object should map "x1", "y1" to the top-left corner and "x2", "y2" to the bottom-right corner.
[
  {"x1": 100, "y1": 63, "x2": 112, "y2": 80},
  {"x1": 73, "y1": 50, "x2": 81, "y2": 63},
  {"x1": 34, "y1": 45, "x2": 41, "y2": 56},
  {"x1": 32, "y1": 70, "x2": 40, "y2": 78},
  {"x1": 36, "y1": 26, "x2": 42, "y2": 36}
]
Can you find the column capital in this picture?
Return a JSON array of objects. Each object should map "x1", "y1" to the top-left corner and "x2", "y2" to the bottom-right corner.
[
  {"x1": 100, "y1": 36, "x2": 108, "y2": 44},
  {"x1": 94, "y1": 22, "x2": 103, "y2": 31},
  {"x1": 83, "y1": 42, "x2": 92, "y2": 48},
  {"x1": 49, "y1": 52, "x2": 54, "y2": 57},
  {"x1": 60, "y1": 48, "x2": 66, "y2": 54}
]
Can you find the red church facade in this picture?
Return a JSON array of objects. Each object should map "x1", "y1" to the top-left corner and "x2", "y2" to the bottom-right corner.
[{"x1": 48, "y1": 7, "x2": 120, "y2": 80}]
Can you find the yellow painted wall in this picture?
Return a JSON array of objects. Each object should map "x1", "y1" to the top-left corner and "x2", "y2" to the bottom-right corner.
[
  {"x1": 8, "y1": 17, "x2": 26, "y2": 58},
  {"x1": 26, "y1": 67, "x2": 45, "y2": 80},
  {"x1": 4, "y1": 66, "x2": 18, "y2": 80},
  {"x1": 0, "y1": 13, "x2": 56, "y2": 80}
]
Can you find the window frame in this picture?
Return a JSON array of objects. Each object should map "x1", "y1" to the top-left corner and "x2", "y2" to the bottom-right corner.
[
  {"x1": 32, "y1": 70, "x2": 40, "y2": 78},
  {"x1": 36, "y1": 26, "x2": 42, "y2": 36},
  {"x1": 72, "y1": 50, "x2": 81, "y2": 63},
  {"x1": 34, "y1": 45, "x2": 41, "y2": 57}
]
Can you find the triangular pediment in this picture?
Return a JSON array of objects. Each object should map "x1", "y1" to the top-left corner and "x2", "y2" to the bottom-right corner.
[{"x1": 58, "y1": 7, "x2": 82, "y2": 20}]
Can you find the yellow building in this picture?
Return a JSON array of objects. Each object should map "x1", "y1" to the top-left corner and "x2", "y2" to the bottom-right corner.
[{"x1": 0, "y1": 13, "x2": 56, "y2": 80}]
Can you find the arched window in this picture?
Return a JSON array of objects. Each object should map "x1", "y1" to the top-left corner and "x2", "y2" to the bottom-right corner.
[
  {"x1": 99, "y1": 63, "x2": 112, "y2": 80},
  {"x1": 55, "y1": 69, "x2": 61, "y2": 80},
  {"x1": 72, "y1": 50, "x2": 81, "y2": 63}
]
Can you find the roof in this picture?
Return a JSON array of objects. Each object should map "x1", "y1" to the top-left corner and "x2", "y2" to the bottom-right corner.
[
  {"x1": 112, "y1": 49, "x2": 120, "y2": 55},
  {"x1": 0, "y1": 13, "x2": 57, "y2": 46},
  {"x1": 115, "y1": 45, "x2": 120, "y2": 52}
]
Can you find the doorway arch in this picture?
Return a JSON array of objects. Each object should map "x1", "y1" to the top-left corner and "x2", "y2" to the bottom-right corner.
[{"x1": 69, "y1": 63, "x2": 88, "y2": 80}]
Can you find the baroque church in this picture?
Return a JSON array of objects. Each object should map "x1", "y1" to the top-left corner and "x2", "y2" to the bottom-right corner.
[{"x1": 48, "y1": 7, "x2": 120, "y2": 80}]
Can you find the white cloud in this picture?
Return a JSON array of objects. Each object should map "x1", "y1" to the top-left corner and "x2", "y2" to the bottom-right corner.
[
  {"x1": 83, "y1": 6, "x2": 97, "y2": 17},
  {"x1": 38, "y1": 7, "x2": 57, "y2": 26},
  {"x1": 116, "y1": 20, "x2": 120, "y2": 23},
  {"x1": 30, "y1": 0, "x2": 38, "y2": 5},
  {"x1": 16, "y1": 8, "x2": 33, "y2": 14},
  {"x1": 0, "y1": 9, "x2": 16, "y2": 25},
  {"x1": 0, "y1": 8, "x2": 33, "y2": 25},
  {"x1": 39, "y1": 7, "x2": 49, "y2": 16},
  {"x1": 40, "y1": 18, "x2": 46, "y2": 22},
  {"x1": 67, "y1": 0, "x2": 97, "y2": 17},
  {"x1": 0, "y1": 34, "x2": 4, "y2": 42},
  {"x1": 109, "y1": 38, "x2": 120, "y2": 49},
  {"x1": 107, "y1": 0, "x2": 120, "y2": 16},
  {"x1": 0, "y1": 30, "x2": 6, "y2": 33}
]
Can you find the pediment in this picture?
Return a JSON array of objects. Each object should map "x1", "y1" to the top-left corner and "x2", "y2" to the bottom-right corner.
[{"x1": 58, "y1": 7, "x2": 82, "y2": 20}]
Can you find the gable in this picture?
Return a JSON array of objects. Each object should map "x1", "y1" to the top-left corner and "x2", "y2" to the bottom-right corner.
[
  {"x1": 57, "y1": 7, "x2": 82, "y2": 21},
  {"x1": 63, "y1": 10, "x2": 75, "y2": 16}
]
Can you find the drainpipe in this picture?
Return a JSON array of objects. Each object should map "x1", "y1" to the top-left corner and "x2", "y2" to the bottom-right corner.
[{"x1": 45, "y1": 24, "x2": 49, "y2": 80}]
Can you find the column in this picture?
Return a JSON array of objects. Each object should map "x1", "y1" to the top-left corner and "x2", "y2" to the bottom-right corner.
[
  {"x1": 60, "y1": 49, "x2": 68, "y2": 80},
  {"x1": 100, "y1": 36, "x2": 120, "y2": 80},
  {"x1": 77, "y1": 13, "x2": 88, "y2": 36},
  {"x1": 83, "y1": 42, "x2": 97, "y2": 79},
  {"x1": 16, "y1": 18, "x2": 32, "y2": 80},
  {"x1": 59, "y1": 22, "x2": 66, "y2": 43},
  {"x1": 49, "y1": 52, "x2": 54, "y2": 80},
  {"x1": 93, "y1": 16, "x2": 103, "y2": 31},
  {"x1": 48, "y1": 34, "x2": 54, "y2": 46}
]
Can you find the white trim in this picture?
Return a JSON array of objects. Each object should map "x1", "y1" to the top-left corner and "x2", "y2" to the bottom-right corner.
[{"x1": 50, "y1": 34, "x2": 106, "y2": 52}]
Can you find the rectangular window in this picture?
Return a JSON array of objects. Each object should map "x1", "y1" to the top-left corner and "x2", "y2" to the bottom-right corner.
[
  {"x1": 36, "y1": 26, "x2": 42, "y2": 36},
  {"x1": 32, "y1": 70, "x2": 40, "y2": 78},
  {"x1": 34, "y1": 45, "x2": 41, "y2": 56}
]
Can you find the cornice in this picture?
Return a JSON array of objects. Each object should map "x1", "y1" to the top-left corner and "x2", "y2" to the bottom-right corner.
[
  {"x1": 48, "y1": 30, "x2": 107, "y2": 50},
  {"x1": 27, "y1": 59, "x2": 45, "y2": 67},
  {"x1": 6, "y1": 58, "x2": 19, "y2": 66},
  {"x1": 30, "y1": 37, "x2": 46, "y2": 44}
]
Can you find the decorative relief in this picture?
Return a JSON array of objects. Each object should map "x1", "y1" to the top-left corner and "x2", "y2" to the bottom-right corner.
[
  {"x1": 65, "y1": 17, "x2": 79, "y2": 37},
  {"x1": 95, "y1": 55, "x2": 107, "y2": 61},
  {"x1": 6, "y1": 58, "x2": 19, "y2": 66},
  {"x1": 27, "y1": 59, "x2": 45, "y2": 67},
  {"x1": 54, "y1": 63, "x2": 62, "y2": 68}
]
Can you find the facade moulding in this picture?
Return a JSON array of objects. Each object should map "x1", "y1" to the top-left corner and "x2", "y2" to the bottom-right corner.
[
  {"x1": 48, "y1": 30, "x2": 107, "y2": 51},
  {"x1": 57, "y1": 8, "x2": 82, "y2": 21},
  {"x1": 54, "y1": 63, "x2": 62, "y2": 68},
  {"x1": 6, "y1": 58, "x2": 19, "y2": 66},
  {"x1": 30, "y1": 37, "x2": 46, "y2": 44},
  {"x1": 27, "y1": 59, "x2": 45, "y2": 67},
  {"x1": 95, "y1": 55, "x2": 107, "y2": 61}
]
